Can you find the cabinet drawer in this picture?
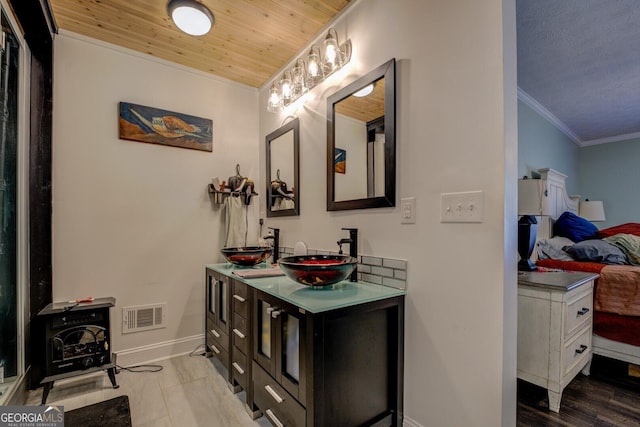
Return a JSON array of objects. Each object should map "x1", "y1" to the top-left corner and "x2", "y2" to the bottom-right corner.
[
  {"x1": 253, "y1": 362, "x2": 305, "y2": 427},
  {"x1": 565, "y1": 291, "x2": 593, "y2": 338},
  {"x1": 563, "y1": 325, "x2": 591, "y2": 377},
  {"x1": 207, "y1": 320, "x2": 229, "y2": 352},
  {"x1": 231, "y1": 349, "x2": 248, "y2": 390},
  {"x1": 233, "y1": 281, "x2": 249, "y2": 318},
  {"x1": 208, "y1": 335, "x2": 229, "y2": 371},
  {"x1": 233, "y1": 313, "x2": 249, "y2": 355}
]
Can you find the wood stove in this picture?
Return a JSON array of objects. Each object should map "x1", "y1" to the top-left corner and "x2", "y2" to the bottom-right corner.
[{"x1": 37, "y1": 297, "x2": 119, "y2": 404}]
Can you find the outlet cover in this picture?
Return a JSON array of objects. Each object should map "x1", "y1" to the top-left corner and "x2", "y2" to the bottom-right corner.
[
  {"x1": 401, "y1": 197, "x2": 416, "y2": 224},
  {"x1": 440, "y1": 191, "x2": 483, "y2": 223}
]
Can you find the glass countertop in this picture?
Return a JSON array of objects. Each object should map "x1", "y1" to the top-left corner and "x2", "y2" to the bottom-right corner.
[{"x1": 205, "y1": 263, "x2": 405, "y2": 313}]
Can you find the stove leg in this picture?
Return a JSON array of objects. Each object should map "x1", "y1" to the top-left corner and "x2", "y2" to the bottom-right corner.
[
  {"x1": 107, "y1": 367, "x2": 119, "y2": 389},
  {"x1": 41, "y1": 382, "x2": 53, "y2": 405}
]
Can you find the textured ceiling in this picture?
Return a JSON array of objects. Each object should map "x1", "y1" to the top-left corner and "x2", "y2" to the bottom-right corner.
[{"x1": 517, "y1": 0, "x2": 640, "y2": 145}]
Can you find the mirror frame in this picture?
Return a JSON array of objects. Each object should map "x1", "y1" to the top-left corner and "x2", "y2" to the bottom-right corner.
[
  {"x1": 326, "y1": 58, "x2": 396, "y2": 211},
  {"x1": 266, "y1": 117, "x2": 300, "y2": 217}
]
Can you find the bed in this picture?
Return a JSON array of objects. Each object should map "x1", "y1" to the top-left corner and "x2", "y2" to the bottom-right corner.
[{"x1": 522, "y1": 168, "x2": 640, "y2": 365}]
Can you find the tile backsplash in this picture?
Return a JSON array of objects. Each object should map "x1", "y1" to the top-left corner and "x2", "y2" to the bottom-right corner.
[{"x1": 278, "y1": 247, "x2": 407, "y2": 290}]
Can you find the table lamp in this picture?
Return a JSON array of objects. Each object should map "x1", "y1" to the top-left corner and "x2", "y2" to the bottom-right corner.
[{"x1": 518, "y1": 178, "x2": 552, "y2": 271}]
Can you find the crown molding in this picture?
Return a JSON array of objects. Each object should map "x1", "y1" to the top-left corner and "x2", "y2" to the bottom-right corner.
[{"x1": 517, "y1": 87, "x2": 583, "y2": 146}]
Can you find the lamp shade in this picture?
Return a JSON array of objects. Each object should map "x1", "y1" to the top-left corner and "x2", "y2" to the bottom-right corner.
[
  {"x1": 518, "y1": 179, "x2": 551, "y2": 216},
  {"x1": 579, "y1": 200, "x2": 606, "y2": 221}
]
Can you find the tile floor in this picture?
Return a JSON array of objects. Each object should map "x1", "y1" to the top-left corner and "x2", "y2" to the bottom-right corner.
[{"x1": 25, "y1": 354, "x2": 272, "y2": 427}]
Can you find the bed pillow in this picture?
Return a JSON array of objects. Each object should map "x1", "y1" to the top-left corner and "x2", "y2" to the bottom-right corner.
[
  {"x1": 564, "y1": 239, "x2": 629, "y2": 265},
  {"x1": 553, "y1": 211, "x2": 598, "y2": 242},
  {"x1": 537, "y1": 236, "x2": 575, "y2": 261}
]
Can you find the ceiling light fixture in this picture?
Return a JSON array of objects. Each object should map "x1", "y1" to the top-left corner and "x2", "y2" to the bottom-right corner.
[
  {"x1": 267, "y1": 28, "x2": 351, "y2": 113},
  {"x1": 353, "y1": 83, "x2": 374, "y2": 97},
  {"x1": 167, "y1": 0, "x2": 214, "y2": 36}
]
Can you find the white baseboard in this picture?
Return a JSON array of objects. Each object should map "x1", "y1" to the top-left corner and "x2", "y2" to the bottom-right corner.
[
  {"x1": 113, "y1": 334, "x2": 205, "y2": 367},
  {"x1": 403, "y1": 415, "x2": 424, "y2": 427}
]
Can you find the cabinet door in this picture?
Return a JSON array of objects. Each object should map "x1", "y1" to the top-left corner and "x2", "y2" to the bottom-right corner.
[
  {"x1": 206, "y1": 270, "x2": 216, "y2": 320},
  {"x1": 276, "y1": 305, "x2": 306, "y2": 403},
  {"x1": 253, "y1": 291, "x2": 306, "y2": 404},
  {"x1": 254, "y1": 292, "x2": 278, "y2": 376},
  {"x1": 207, "y1": 271, "x2": 231, "y2": 335}
]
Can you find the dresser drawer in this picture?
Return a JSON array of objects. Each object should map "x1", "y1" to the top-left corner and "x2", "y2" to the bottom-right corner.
[
  {"x1": 253, "y1": 362, "x2": 305, "y2": 427},
  {"x1": 233, "y1": 281, "x2": 249, "y2": 318},
  {"x1": 565, "y1": 291, "x2": 593, "y2": 338},
  {"x1": 231, "y1": 349, "x2": 248, "y2": 390},
  {"x1": 562, "y1": 325, "x2": 591, "y2": 377}
]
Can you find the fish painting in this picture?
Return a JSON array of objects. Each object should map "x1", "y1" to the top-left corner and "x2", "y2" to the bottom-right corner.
[{"x1": 118, "y1": 102, "x2": 213, "y2": 152}]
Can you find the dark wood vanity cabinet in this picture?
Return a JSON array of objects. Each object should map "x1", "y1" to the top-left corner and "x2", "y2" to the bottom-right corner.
[
  {"x1": 252, "y1": 289, "x2": 404, "y2": 427},
  {"x1": 205, "y1": 269, "x2": 232, "y2": 373}
]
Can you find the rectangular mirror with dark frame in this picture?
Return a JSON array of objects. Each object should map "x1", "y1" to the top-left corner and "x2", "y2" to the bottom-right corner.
[
  {"x1": 266, "y1": 118, "x2": 300, "y2": 217},
  {"x1": 327, "y1": 58, "x2": 395, "y2": 211}
]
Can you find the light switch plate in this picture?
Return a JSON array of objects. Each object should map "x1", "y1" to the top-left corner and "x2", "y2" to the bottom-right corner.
[
  {"x1": 401, "y1": 197, "x2": 416, "y2": 224},
  {"x1": 440, "y1": 191, "x2": 484, "y2": 223}
]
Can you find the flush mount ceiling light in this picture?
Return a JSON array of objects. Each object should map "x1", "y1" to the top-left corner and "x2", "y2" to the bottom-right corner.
[
  {"x1": 353, "y1": 83, "x2": 374, "y2": 97},
  {"x1": 267, "y1": 28, "x2": 351, "y2": 113},
  {"x1": 167, "y1": 0, "x2": 214, "y2": 36}
]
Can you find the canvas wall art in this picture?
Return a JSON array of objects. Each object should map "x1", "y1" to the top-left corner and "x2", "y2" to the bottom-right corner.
[
  {"x1": 118, "y1": 102, "x2": 213, "y2": 152},
  {"x1": 334, "y1": 148, "x2": 346, "y2": 174}
]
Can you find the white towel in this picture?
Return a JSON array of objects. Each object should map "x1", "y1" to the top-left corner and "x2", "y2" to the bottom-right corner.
[{"x1": 224, "y1": 196, "x2": 246, "y2": 247}]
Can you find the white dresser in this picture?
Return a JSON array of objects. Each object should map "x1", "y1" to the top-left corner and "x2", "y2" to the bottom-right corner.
[{"x1": 517, "y1": 271, "x2": 599, "y2": 412}]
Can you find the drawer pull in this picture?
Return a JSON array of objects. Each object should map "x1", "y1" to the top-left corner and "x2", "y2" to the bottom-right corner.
[
  {"x1": 575, "y1": 344, "x2": 588, "y2": 355},
  {"x1": 232, "y1": 362, "x2": 245, "y2": 375},
  {"x1": 577, "y1": 307, "x2": 590, "y2": 316},
  {"x1": 233, "y1": 294, "x2": 246, "y2": 303},
  {"x1": 233, "y1": 328, "x2": 245, "y2": 339},
  {"x1": 271, "y1": 310, "x2": 282, "y2": 319},
  {"x1": 265, "y1": 409, "x2": 284, "y2": 427},
  {"x1": 210, "y1": 344, "x2": 220, "y2": 354},
  {"x1": 210, "y1": 329, "x2": 221, "y2": 338},
  {"x1": 265, "y1": 384, "x2": 285, "y2": 403}
]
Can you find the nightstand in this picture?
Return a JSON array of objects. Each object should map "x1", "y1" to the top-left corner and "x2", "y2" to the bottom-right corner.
[{"x1": 517, "y1": 271, "x2": 598, "y2": 413}]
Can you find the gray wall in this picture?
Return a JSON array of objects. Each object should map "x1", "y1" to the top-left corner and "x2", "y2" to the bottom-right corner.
[
  {"x1": 579, "y1": 138, "x2": 640, "y2": 228},
  {"x1": 518, "y1": 100, "x2": 580, "y2": 195}
]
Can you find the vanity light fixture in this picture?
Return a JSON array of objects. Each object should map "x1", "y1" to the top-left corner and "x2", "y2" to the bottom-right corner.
[
  {"x1": 167, "y1": 0, "x2": 214, "y2": 36},
  {"x1": 266, "y1": 28, "x2": 352, "y2": 113}
]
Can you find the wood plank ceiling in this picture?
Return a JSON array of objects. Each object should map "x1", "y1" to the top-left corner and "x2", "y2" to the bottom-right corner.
[{"x1": 48, "y1": 0, "x2": 352, "y2": 88}]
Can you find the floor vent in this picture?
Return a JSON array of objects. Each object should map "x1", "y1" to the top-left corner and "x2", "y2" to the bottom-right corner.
[{"x1": 122, "y1": 303, "x2": 167, "y2": 334}]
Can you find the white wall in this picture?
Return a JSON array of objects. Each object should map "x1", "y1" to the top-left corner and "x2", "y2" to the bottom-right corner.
[
  {"x1": 259, "y1": 0, "x2": 517, "y2": 426},
  {"x1": 52, "y1": 32, "x2": 260, "y2": 361}
]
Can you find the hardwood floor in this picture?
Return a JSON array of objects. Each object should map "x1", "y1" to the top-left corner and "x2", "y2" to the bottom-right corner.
[{"x1": 517, "y1": 356, "x2": 640, "y2": 426}]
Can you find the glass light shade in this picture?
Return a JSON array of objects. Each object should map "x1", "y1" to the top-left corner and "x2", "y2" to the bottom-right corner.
[
  {"x1": 306, "y1": 47, "x2": 323, "y2": 85},
  {"x1": 167, "y1": 0, "x2": 214, "y2": 36},
  {"x1": 518, "y1": 178, "x2": 551, "y2": 216},
  {"x1": 579, "y1": 200, "x2": 606, "y2": 221},
  {"x1": 323, "y1": 29, "x2": 343, "y2": 73},
  {"x1": 280, "y1": 71, "x2": 292, "y2": 101},
  {"x1": 267, "y1": 83, "x2": 283, "y2": 113},
  {"x1": 291, "y1": 59, "x2": 308, "y2": 99}
]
